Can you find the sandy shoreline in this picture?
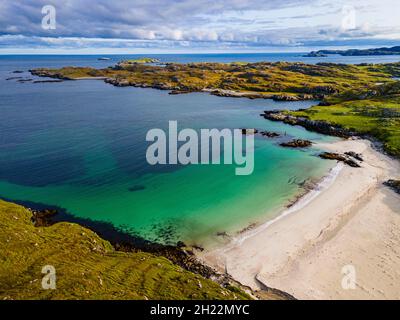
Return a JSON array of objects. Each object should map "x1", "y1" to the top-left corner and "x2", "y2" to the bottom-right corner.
[{"x1": 199, "y1": 138, "x2": 400, "y2": 299}]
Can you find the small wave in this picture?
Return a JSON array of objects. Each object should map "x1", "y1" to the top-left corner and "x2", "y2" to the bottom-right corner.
[{"x1": 226, "y1": 162, "x2": 344, "y2": 249}]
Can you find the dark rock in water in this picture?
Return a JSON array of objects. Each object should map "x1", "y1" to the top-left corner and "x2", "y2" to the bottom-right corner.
[
  {"x1": 12, "y1": 70, "x2": 24, "y2": 73},
  {"x1": 33, "y1": 79, "x2": 64, "y2": 83},
  {"x1": 216, "y1": 231, "x2": 229, "y2": 237},
  {"x1": 17, "y1": 78, "x2": 33, "y2": 83},
  {"x1": 319, "y1": 152, "x2": 347, "y2": 161},
  {"x1": 384, "y1": 180, "x2": 400, "y2": 194},
  {"x1": 319, "y1": 152, "x2": 361, "y2": 168},
  {"x1": 280, "y1": 139, "x2": 312, "y2": 148},
  {"x1": 192, "y1": 245, "x2": 204, "y2": 252},
  {"x1": 345, "y1": 151, "x2": 364, "y2": 162},
  {"x1": 176, "y1": 241, "x2": 186, "y2": 248},
  {"x1": 128, "y1": 185, "x2": 146, "y2": 192},
  {"x1": 241, "y1": 128, "x2": 258, "y2": 135},
  {"x1": 169, "y1": 90, "x2": 193, "y2": 95},
  {"x1": 262, "y1": 111, "x2": 355, "y2": 138},
  {"x1": 260, "y1": 131, "x2": 280, "y2": 138}
]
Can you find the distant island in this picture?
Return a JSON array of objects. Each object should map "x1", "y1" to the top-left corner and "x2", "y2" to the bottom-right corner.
[{"x1": 304, "y1": 45, "x2": 400, "y2": 57}]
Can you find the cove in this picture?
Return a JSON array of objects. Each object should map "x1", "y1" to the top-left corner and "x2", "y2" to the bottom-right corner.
[{"x1": 0, "y1": 76, "x2": 337, "y2": 247}]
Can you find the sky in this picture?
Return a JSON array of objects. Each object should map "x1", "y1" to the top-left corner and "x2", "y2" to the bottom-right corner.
[{"x1": 0, "y1": 0, "x2": 399, "y2": 53}]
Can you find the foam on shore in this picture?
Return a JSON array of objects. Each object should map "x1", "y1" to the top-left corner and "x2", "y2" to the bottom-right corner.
[{"x1": 228, "y1": 162, "x2": 344, "y2": 248}]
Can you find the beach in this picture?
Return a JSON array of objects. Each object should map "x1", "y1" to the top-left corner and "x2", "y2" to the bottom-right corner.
[{"x1": 200, "y1": 138, "x2": 400, "y2": 299}]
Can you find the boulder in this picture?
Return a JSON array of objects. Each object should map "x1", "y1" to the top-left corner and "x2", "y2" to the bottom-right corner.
[
  {"x1": 260, "y1": 131, "x2": 280, "y2": 138},
  {"x1": 319, "y1": 152, "x2": 361, "y2": 168},
  {"x1": 345, "y1": 151, "x2": 364, "y2": 162},
  {"x1": 384, "y1": 180, "x2": 400, "y2": 194},
  {"x1": 280, "y1": 139, "x2": 313, "y2": 148}
]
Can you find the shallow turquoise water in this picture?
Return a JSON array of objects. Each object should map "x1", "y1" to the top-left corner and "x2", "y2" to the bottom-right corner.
[{"x1": 0, "y1": 56, "x2": 339, "y2": 246}]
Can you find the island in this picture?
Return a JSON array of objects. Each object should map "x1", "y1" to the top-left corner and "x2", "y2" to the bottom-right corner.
[{"x1": 306, "y1": 45, "x2": 400, "y2": 56}]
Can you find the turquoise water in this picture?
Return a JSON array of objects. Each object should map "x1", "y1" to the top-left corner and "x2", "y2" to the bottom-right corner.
[{"x1": 0, "y1": 55, "x2": 344, "y2": 247}]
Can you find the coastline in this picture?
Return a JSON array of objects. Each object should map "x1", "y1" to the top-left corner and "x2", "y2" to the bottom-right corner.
[{"x1": 199, "y1": 138, "x2": 400, "y2": 299}]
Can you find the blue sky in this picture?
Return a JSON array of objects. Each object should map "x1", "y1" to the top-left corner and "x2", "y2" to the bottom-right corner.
[{"x1": 0, "y1": 0, "x2": 399, "y2": 53}]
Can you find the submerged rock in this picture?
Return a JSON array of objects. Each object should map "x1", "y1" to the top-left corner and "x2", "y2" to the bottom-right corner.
[
  {"x1": 128, "y1": 185, "x2": 146, "y2": 192},
  {"x1": 169, "y1": 90, "x2": 193, "y2": 95},
  {"x1": 33, "y1": 79, "x2": 64, "y2": 83},
  {"x1": 17, "y1": 78, "x2": 33, "y2": 83},
  {"x1": 260, "y1": 131, "x2": 280, "y2": 138},
  {"x1": 6, "y1": 76, "x2": 23, "y2": 81},
  {"x1": 280, "y1": 139, "x2": 313, "y2": 148}
]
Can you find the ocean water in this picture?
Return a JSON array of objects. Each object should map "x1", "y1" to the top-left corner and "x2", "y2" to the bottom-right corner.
[{"x1": 0, "y1": 53, "x2": 391, "y2": 247}]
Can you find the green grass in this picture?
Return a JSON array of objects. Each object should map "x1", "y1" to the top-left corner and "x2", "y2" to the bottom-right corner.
[
  {"x1": 0, "y1": 200, "x2": 250, "y2": 300},
  {"x1": 124, "y1": 58, "x2": 158, "y2": 64},
  {"x1": 289, "y1": 95, "x2": 400, "y2": 157},
  {"x1": 32, "y1": 61, "x2": 400, "y2": 97}
]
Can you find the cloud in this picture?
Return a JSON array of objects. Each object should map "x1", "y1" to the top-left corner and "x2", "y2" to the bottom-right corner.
[{"x1": 0, "y1": 0, "x2": 399, "y2": 52}]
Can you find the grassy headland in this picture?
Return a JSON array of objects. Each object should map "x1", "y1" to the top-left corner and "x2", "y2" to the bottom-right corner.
[
  {"x1": 0, "y1": 200, "x2": 250, "y2": 300},
  {"x1": 286, "y1": 81, "x2": 400, "y2": 157},
  {"x1": 31, "y1": 61, "x2": 399, "y2": 100}
]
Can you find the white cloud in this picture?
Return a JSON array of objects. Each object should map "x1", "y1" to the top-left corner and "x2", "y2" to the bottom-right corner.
[{"x1": 0, "y1": 0, "x2": 399, "y2": 52}]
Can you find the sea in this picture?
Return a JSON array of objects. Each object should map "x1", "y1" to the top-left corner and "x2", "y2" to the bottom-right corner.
[{"x1": 0, "y1": 53, "x2": 398, "y2": 247}]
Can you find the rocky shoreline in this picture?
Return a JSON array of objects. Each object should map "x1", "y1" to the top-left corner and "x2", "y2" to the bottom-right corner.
[
  {"x1": 25, "y1": 202, "x2": 291, "y2": 300},
  {"x1": 205, "y1": 89, "x2": 317, "y2": 101},
  {"x1": 29, "y1": 68, "x2": 320, "y2": 102},
  {"x1": 261, "y1": 110, "x2": 356, "y2": 138},
  {"x1": 30, "y1": 59, "x2": 393, "y2": 102},
  {"x1": 384, "y1": 180, "x2": 400, "y2": 194}
]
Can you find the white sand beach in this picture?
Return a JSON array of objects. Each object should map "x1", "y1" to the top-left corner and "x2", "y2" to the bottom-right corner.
[{"x1": 200, "y1": 138, "x2": 400, "y2": 299}]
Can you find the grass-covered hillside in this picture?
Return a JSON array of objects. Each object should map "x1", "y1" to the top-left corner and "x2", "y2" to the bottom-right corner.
[
  {"x1": 288, "y1": 81, "x2": 400, "y2": 157},
  {"x1": 0, "y1": 200, "x2": 249, "y2": 300}
]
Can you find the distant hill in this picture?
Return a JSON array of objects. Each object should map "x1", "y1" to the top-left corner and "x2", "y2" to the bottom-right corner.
[{"x1": 306, "y1": 46, "x2": 400, "y2": 57}]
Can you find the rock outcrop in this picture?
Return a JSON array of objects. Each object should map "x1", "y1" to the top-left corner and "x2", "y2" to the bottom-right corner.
[
  {"x1": 280, "y1": 139, "x2": 313, "y2": 148},
  {"x1": 319, "y1": 152, "x2": 361, "y2": 167},
  {"x1": 345, "y1": 151, "x2": 364, "y2": 162},
  {"x1": 384, "y1": 180, "x2": 400, "y2": 194},
  {"x1": 262, "y1": 111, "x2": 355, "y2": 138},
  {"x1": 260, "y1": 131, "x2": 280, "y2": 138}
]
